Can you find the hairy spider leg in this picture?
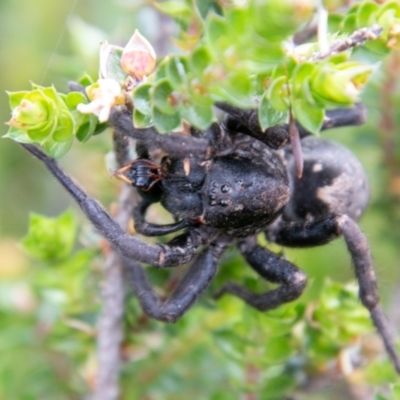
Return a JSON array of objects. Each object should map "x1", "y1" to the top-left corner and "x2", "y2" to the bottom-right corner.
[
  {"x1": 214, "y1": 236, "x2": 307, "y2": 311},
  {"x1": 21, "y1": 143, "x2": 210, "y2": 268},
  {"x1": 124, "y1": 238, "x2": 230, "y2": 322},
  {"x1": 133, "y1": 199, "x2": 192, "y2": 236},
  {"x1": 266, "y1": 214, "x2": 400, "y2": 374}
]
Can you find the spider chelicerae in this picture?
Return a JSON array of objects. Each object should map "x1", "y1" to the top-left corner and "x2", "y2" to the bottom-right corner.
[{"x1": 21, "y1": 102, "x2": 400, "y2": 374}]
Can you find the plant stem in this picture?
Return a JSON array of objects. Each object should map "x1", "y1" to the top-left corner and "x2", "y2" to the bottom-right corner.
[{"x1": 94, "y1": 131, "x2": 133, "y2": 400}]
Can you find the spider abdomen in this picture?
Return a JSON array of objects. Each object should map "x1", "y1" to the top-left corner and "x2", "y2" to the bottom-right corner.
[
  {"x1": 283, "y1": 137, "x2": 369, "y2": 222},
  {"x1": 201, "y1": 156, "x2": 290, "y2": 236}
]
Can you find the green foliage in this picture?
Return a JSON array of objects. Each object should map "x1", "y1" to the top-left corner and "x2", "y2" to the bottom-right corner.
[
  {"x1": 4, "y1": 0, "x2": 400, "y2": 154},
  {"x1": 21, "y1": 210, "x2": 77, "y2": 262},
  {"x1": 0, "y1": 210, "x2": 97, "y2": 399},
  {"x1": 129, "y1": 0, "x2": 399, "y2": 134},
  {"x1": 4, "y1": 83, "x2": 103, "y2": 158},
  {"x1": 2, "y1": 0, "x2": 400, "y2": 399}
]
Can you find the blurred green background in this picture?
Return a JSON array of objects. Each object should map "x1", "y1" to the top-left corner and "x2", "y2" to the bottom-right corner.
[{"x1": 1, "y1": 1, "x2": 400, "y2": 399}]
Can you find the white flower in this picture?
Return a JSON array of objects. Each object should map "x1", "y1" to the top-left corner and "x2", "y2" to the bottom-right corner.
[{"x1": 77, "y1": 78, "x2": 124, "y2": 122}]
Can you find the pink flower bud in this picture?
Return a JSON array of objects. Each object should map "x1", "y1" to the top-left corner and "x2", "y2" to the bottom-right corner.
[{"x1": 121, "y1": 30, "x2": 156, "y2": 79}]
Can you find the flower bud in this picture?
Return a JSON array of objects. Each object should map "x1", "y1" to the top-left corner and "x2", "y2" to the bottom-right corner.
[
  {"x1": 6, "y1": 86, "x2": 73, "y2": 143},
  {"x1": 120, "y1": 30, "x2": 156, "y2": 79},
  {"x1": 310, "y1": 63, "x2": 373, "y2": 105},
  {"x1": 9, "y1": 99, "x2": 48, "y2": 128}
]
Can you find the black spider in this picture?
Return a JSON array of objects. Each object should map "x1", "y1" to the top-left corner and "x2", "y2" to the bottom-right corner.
[{"x1": 21, "y1": 102, "x2": 400, "y2": 374}]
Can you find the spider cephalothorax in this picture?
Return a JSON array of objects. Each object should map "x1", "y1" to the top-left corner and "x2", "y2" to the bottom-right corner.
[{"x1": 21, "y1": 103, "x2": 400, "y2": 374}]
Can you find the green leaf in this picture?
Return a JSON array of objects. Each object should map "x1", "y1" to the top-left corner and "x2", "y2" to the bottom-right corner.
[
  {"x1": 356, "y1": 1, "x2": 379, "y2": 27},
  {"x1": 101, "y1": 45, "x2": 129, "y2": 83},
  {"x1": 78, "y1": 73, "x2": 94, "y2": 87},
  {"x1": 206, "y1": 13, "x2": 229, "y2": 51},
  {"x1": 167, "y1": 56, "x2": 189, "y2": 87},
  {"x1": 3, "y1": 127, "x2": 35, "y2": 144},
  {"x1": 65, "y1": 91, "x2": 87, "y2": 110},
  {"x1": 292, "y1": 99, "x2": 324, "y2": 135},
  {"x1": 21, "y1": 210, "x2": 77, "y2": 262},
  {"x1": 179, "y1": 101, "x2": 214, "y2": 130},
  {"x1": 133, "y1": 83, "x2": 152, "y2": 116},
  {"x1": 133, "y1": 109, "x2": 153, "y2": 128},
  {"x1": 75, "y1": 114, "x2": 104, "y2": 142},
  {"x1": 292, "y1": 62, "x2": 316, "y2": 99},
  {"x1": 7, "y1": 91, "x2": 28, "y2": 110},
  {"x1": 190, "y1": 46, "x2": 213, "y2": 76},
  {"x1": 258, "y1": 93, "x2": 287, "y2": 131},
  {"x1": 155, "y1": 1, "x2": 192, "y2": 19},
  {"x1": 42, "y1": 135, "x2": 74, "y2": 159},
  {"x1": 267, "y1": 76, "x2": 289, "y2": 112},
  {"x1": 152, "y1": 78, "x2": 177, "y2": 115},
  {"x1": 341, "y1": 13, "x2": 357, "y2": 33},
  {"x1": 52, "y1": 111, "x2": 75, "y2": 142},
  {"x1": 152, "y1": 106, "x2": 181, "y2": 133}
]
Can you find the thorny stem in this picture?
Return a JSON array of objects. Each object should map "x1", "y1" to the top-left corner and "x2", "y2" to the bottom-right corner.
[
  {"x1": 94, "y1": 131, "x2": 134, "y2": 400},
  {"x1": 309, "y1": 25, "x2": 382, "y2": 61}
]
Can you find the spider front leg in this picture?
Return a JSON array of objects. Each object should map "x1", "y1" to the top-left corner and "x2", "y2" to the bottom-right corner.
[
  {"x1": 124, "y1": 237, "x2": 231, "y2": 322},
  {"x1": 214, "y1": 235, "x2": 307, "y2": 311},
  {"x1": 21, "y1": 143, "x2": 209, "y2": 268},
  {"x1": 267, "y1": 215, "x2": 400, "y2": 374},
  {"x1": 132, "y1": 199, "x2": 192, "y2": 236}
]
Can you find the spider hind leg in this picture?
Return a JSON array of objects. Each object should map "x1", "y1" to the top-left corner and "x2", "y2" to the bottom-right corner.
[{"x1": 214, "y1": 236, "x2": 307, "y2": 311}]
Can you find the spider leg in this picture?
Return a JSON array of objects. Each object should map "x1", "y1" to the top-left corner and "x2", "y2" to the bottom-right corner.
[
  {"x1": 124, "y1": 238, "x2": 230, "y2": 322},
  {"x1": 21, "y1": 143, "x2": 211, "y2": 268},
  {"x1": 266, "y1": 214, "x2": 400, "y2": 374},
  {"x1": 109, "y1": 108, "x2": 209, "y2": 158},
  {"x1": 217, "y1": 102, "x2": 366, "y2": 149},
  {"x1": 214, "y1": 236, "x2": 307, "y2": 311},
  {"x1": 133, "y1": 199, "x2": 192, "y2": 236}
]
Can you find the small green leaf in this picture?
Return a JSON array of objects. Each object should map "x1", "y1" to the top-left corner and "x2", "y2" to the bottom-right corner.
[
  {"x1": 152, "y1": 106, "x2": 181, "y2": 133},
  {"x1": 190, "y1": 46, "x2": 212, "y2": 75},
  {"x1": 65, "y1": 91, "x2": 87, "y2": 110},
  {"x1": 92, "y1": 120, "x2": 108, "y2": 136},
  {"x1": 133, "y1": 108, "x2": 153, "y2": 128},
  {"x1": 267, "y1": 76, "x2": 289, "y2": 112},
  {"x1": 78, "y1": 73, "x2": 94, "y2": 87},
  {"x1": 167, "y1": 56, "x2": 189, "y2": 87},
  {"x1": 258, "y1": 92, "x2": 287, "y2": 131},
  {"x1": 75, "y1": 121, "x2": 91, "y2": 142},
  {"x1": 155, "y1": 57, "x2": 169, "y2": 80},
  {"x1": 341, "y1": 13, "x2": 358, "y2": 33},
  {"x1": 292, "y1": 99, "x2": 324, "y2": 135},
  {"x1": 152, "y1": 78, "x2": 177, "y2": 115},
  {"x1": 52, "y1": 111, "x2": 75, "y2": 142},
  {"x1": 356, "y1": 1, "x2": 379, "y2": 28},
  {"x1": 292, "y1": 63, "x2": 316, "y2": 98},
  {"x1": 43, "y1": 136, "x2": 74, "y2": 159},
  {"x1": 21, "y1": 210, "x2": 77, "y2": 261},
  {"x1": 101, "y1": 45, "x2": 129, "y2": 83},
  {"x1": 7, "y1": 91, "x2": 28, "y2": 109},
  {"x1": 76, "y1": 114, "x2": 104, "y2": 142},
  {"x1": 206, "y1": 13, "x2": 229, "y2": 50},
  {"x1": 133, "y1": 83, "x2": 152, "y2": 116},
  {"x1": 3, "y1": 127, "x2": 35, "y2": 144},
  {"x1": 155, "y1": 1, "x2": 192, "y2": 19},
  {"x1": 180, "y1": 101, "x2": 214, "y2": 130}
]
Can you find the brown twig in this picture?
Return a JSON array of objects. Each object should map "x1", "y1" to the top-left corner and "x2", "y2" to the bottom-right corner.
[
  {"x1": 309, "y1": 25, "x2": 383, "y2": 62},
  {"x1": 94, "y1": 131, "x2": 134, "y2": 400}
]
